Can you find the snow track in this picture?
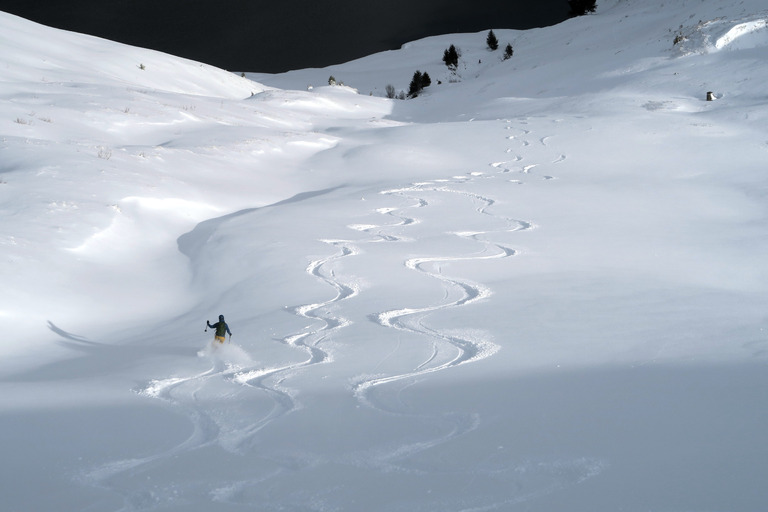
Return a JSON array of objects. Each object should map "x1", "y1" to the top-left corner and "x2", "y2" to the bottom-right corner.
[
  {"x1": 82, "y1": 115, "x2": 590, "y2": 511},
  {"x1": 319, "y1": 120, "x2": 610, "y2": 511},
  {"x1": 352, "y1": 119, "x2": 552, "y2": 414},
  {"x1": 333, "y1": 125, "x2": 548, "y2": 490},
  {"x1": 354, "y1": 179, "x2": 532, "y2": 408}
]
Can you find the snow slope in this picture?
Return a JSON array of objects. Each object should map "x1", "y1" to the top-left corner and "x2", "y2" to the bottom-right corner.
[{"x1": 1, "y1": 1, "x2": 768, "y2": 510}]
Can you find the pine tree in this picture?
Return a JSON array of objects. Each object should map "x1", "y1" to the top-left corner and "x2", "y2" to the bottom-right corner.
[
  {"x1": 503, "y1": 43, "x2": 514, "y2": 60},
  {"x1": 486, "y1": 30, "x2": 499, "y2": 51},
  {"x1": 442, "y1": 45, "x2": 459, "y2": 68},
  {"x1": 408, "y1": 71, "x2": 423, "y2": 97},
  {"x1": 568, "y1": 0, "x2": 597, "y2": 17},
  {"x1": 408, "y1": 70, "x2": 433, "y2": 97}
]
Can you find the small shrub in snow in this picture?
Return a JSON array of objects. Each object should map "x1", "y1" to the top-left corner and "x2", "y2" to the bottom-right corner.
[
  {"x1": 328, "y1": 75, "x2": 337, "y2": 86},
  {"x1": 385, "y1": 84, "x2": 396, "y2": 99},
  {"x1": 97, "y1": 146, "x2": 112, "y2": 160}
]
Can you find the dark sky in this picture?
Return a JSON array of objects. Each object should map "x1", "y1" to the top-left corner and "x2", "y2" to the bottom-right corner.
[{"x1": 0, "y1": 1, "x2": 570, "y2": 73}]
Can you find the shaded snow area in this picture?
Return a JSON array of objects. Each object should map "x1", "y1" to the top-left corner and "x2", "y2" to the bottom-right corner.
[{"x1": 2, "y1": 0, "x2": 768, "y2": 510}]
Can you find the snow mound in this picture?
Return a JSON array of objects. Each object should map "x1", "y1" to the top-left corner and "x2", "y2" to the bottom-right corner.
[
  {"x1": 713, "y1": 18, "x2": 768, "y2": 50},
  {"x1": 675, "y1": 14, "x2": 768, "y2": 54},
  {"x1": 0, "y1": 11, "x2": 265, "y2": 98}
]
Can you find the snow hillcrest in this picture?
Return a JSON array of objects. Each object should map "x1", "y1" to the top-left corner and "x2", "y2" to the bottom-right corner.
[{"x1": 1, "y1": 1, "x2": 768, "y2": 511}]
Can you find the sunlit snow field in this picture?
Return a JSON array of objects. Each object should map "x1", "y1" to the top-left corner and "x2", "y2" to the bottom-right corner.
[{"x1": 1, "y1": 1, "x2": 768, "y2": 510}]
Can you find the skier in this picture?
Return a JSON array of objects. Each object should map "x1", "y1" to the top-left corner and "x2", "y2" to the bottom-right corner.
[{"x1": 207, "y1": 314, "x2": 232, "y2": 344}]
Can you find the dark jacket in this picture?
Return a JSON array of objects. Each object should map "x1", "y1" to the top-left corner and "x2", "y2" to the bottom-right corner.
[{"x1": 207, "y1": 315, "x2": 232, "y2": 337}]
